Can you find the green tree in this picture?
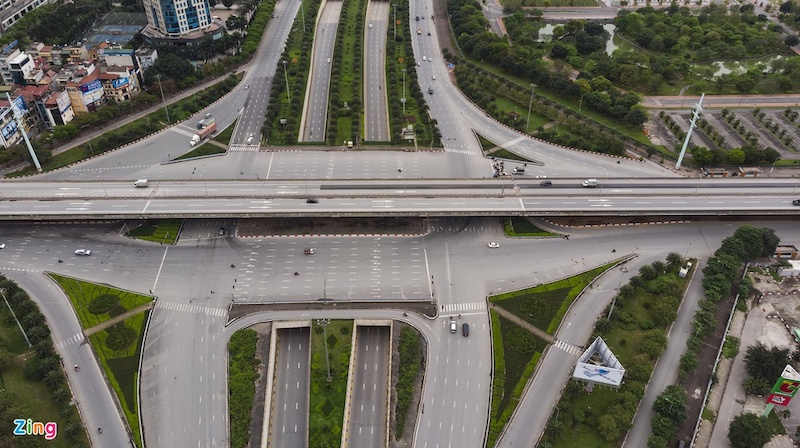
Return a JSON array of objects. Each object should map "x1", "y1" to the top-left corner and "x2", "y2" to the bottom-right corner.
[
  {"x1": 728, "y1": 413, "x2": 773, "y2": 448},
  {"x1": 667, "y1": 252, "x2": 683, "y2": 267},
  {"x1": 52, "y1": 123, "x2": 80, "y2": 142},
  {"x1": 653, "y1": 385, "x2": 687, "y2": 424},
  {"x1": 745, "y1": 342, "x2": 790, "y2": 385},
  {"x1": 727, "y1": 148, "x2": 746, "y2": 164}
]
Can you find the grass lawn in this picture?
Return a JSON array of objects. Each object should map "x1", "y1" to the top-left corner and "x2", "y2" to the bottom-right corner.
[
  {"x1": 332, "y1": 0, "x2": 365, "y2": 144},
  {"x1": 49, "y1": 274, "x2": 152, "y2": 448},
  {"x1": 0, "y1": 304, "x2": 88, "y2": 447},
  {"x1": 487, "y1": 311, "x2": 545, "y2": 448},
  {"x1": 309, "y1": 320, "x2": 352, "y2": 448},
  {"x1": 477, "y1": 132, "x2": 534, "y2": 162},
  {"x1": 490, "y1": 95, "x2": 550, "y2": 133},
  {"x1": 229, "y1": 329, "x2": 259, "y2": 448},
  {"x1": 503, "y1": 217, "x2": 560, "y2": 237},
  {"x1": 212, "y1": 118, "x2": 237, "y2": 144},
  {"x1": 471, "y1": 60, "x2": 651, "y2": 146},
  {"x1": 491, "y1": 261, "x2": 619, "y2": 335},
  {"x1": 175, "y1": 142, "x2": 227, "y2": 160},
  {"x1": 126, "y1": 219, "x2": 184, "y2": 244}
]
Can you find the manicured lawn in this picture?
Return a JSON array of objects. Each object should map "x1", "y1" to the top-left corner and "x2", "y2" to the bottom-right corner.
[
  {"x1": 212, "y1": 118, "x2": 237, "y2": 144},
  {"x1": 332, "y1": 0, "x2": 365, "y2": 144},
  {"x1": 0, "y1": 301, "x2": 88, "y2": 447},
  {"x1": 309, "y1": 320, "x2": 352, "y2": 448},
  {"x1": 49, "y1": 274, "x2": 152, "y2": 448},
  {"x1": 491, "y1": 95, "x2": 550, "y2": 133},
  {"x1": 487, "y1": 311, "x2": 545, "y2": 448},
  {"x1": 477, "y1": 133, "x2": 534, "y2": 162},
  {"x1": 175, "y1": 142, "x2": 226, "y2": 160},
  {"x1": 126, "y1": 219, "x2": 184, "y2": 244},
  {"x1": 503, "y1": 217, "x2": 560, "y2": 237},
  {"x1": 395, "y1": 326, "x2": 422, "y2": 435},
  {"x1": 229, "y1": 329, "x2": 260, "y2": 448},
  {"x1": 491, "y1": 261, "x2": 619, "y2": 335}
]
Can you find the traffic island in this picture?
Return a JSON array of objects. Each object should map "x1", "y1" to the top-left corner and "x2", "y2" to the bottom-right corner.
[{"x1": 236, "y1": 217, "x2": 428, "y2": 237}]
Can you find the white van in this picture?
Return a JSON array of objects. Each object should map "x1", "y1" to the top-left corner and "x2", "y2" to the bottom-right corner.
[
  {"x1": 134, "y1": 179, "x2": 149, "y2": 188},
  {"x1": 449, "y1": 319, "x2": 457, "y2": 333},
  {"x1": 422, "y1": 56, "x2": 427, "y2": 62},
  {"x1": 582, "y1": 179, "x2": 598, "y2": 188}
]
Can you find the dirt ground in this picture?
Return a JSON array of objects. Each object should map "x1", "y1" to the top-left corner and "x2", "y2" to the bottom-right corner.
[{"x1": 237, "y1": 217, "x2": 428, "y2": 237}]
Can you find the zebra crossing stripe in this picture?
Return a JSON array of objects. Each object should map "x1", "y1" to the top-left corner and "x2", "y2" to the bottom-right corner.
[{"x1": 156, "y1": 300, "x2": 226, "y2": 318}]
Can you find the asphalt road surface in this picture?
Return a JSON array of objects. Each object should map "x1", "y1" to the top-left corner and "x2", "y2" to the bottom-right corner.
[
  {"x1": 300, "y1": 1, "x2": 343, "y2": 142},
  {"x1": 347, "y1": 325, "x2": 390, "y2": 448},
  {"x1": 270, "y1": 327, "x2": 311, "y2": 448},
  {"x1": 364, "y1": 1, "x2": 391, "y2": 142}
]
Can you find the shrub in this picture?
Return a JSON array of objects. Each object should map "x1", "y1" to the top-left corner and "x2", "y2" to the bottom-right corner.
[
  {"x1": 88, "y1": 293, "x2": 120, "y2": 314},
  {"x1": 105, "y1": 325, "x2": 137, "y2": 351}
]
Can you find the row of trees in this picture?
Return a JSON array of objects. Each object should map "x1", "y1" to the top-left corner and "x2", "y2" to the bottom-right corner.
[
  {"x1": 449, "y1": 1, "x2": 647, "y2": 124},
  {"x1": 539, "y1": 254, "x2": 686, "y2": 446},
  {"x1": 0, "y1": 275, "x2": 87, "y2": 446},
  {"x1": 648, "y1": 385, "x2": 688, "y2": 448},
  {"x1": 451, "y1": 61, "x2": 642, "y2": 155}
]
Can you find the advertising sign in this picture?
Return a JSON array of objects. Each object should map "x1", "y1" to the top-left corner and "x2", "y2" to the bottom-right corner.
[
  {"x1": 80, "y1": 79, "x2": 102, "y2": 93},
  {"x1": 111, "y1": 77, "x2": 129, "y2": 89},
  {"x1": 2, "y1": 119, "x2": 18, "y2": 140},
  {"x1": 57, "y1": 91, "x2": 71, "y2": 114},
  {"x1": 767, "y1": 365, "x2": 800, "y2": 406},
  {"x1": 12, "y1": 95, "x2": 26, "y2": 112}
]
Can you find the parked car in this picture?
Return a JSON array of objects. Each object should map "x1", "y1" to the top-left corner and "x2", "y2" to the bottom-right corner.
[
  {"x1": 488, "y1": 242, "x2": 499, "y2": 248},
  {"x1": 74, "y1": 249, "x2": 91, "y2": 256}
]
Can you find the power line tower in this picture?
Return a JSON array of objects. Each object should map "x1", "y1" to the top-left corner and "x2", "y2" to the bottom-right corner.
[
  {"x1": 675, "y1": 93, "x2": 705, "y2": 171},
  {"x1": 5, "y1": 93, "x2": 41, "y2": 172}
]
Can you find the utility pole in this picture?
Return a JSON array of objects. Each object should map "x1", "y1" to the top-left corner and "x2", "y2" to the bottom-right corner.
[
  {"x1": 676, "y1": 93, "x2": 705, "y2": 170},
  {"x1": 393, "y1": 3, "x2": 396, "y2": 40},
  {"x1": 401, "y1": 68, "x2": 406, "y2": 115},
  {"x1": 156, "y1": 74, "x2": 170, "y2": 124},
  {"x1": 526, "y1": 83, "x2": 536, "y2": 133},
  {"x1": 301, "y1": 0, "x2": 306, "y2": 32},
  {"x1": 282, "y1": 60, "x2": 291, "y2": 102}
]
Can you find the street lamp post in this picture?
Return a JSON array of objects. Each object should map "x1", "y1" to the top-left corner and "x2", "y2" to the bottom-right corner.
[
  {"x1": 156, "y1": 74, "x2": 170, "y2": 124},
  {"x1": 301, "y1": 0, "x2": 306, "y2": 32},
  {"x1": 579, "y1": 93, "x2": 584, "y2": 113},
  {"x1": 526, "y1": 83, "x2": 536, "y2": 133},
  {"x1": 401, "y1": 68, "x2": 407, "y2": 115},
  {"x1": 317, "y1": 318, "x2": 332, "y2": 382},
  {"x1": 281, "y1": 60, "x2": 291, "y2": 102},
  {"x1": 393, "y1": 3, "x2": 397, "y2": 40}
]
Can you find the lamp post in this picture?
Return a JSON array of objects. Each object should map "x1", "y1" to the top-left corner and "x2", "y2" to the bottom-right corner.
[
  {"x1": 401, "y1": 68, "x2": 407, "y2": 115},
  {"x1": 281, "y1": 60, "x2": 291, "y2": 102},
  {"x1": 579, "y1": 93, "x2": 584, "y2": 113},
  {"x1": 156, "y1": 74, "x2": 169, "y2": 124},
  {"x1": 526, "y1": 83, "x2": 536, "y2": 133},
  {"x1": 393, "y1": 3, "x2": 396, "y2": 40},
  {"x1": 317, "y1": 318, "x2": 332, "y2": 382},
  {"x1": 301, "y1": 0, "x2": 306, "y2": 32}
]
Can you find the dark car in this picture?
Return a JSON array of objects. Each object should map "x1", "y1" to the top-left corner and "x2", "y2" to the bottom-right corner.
[
  {"x1": 306, "y1": 198, "x2": 319, "y2": 204},
  {"x1": 540, "y1": 180, "x2": 552, "y2": 187},
  {"x1": 462, "y1": 323, "x2": 470, "y2": 337},
  {"x1": 793, "y1": 199, "x2": 800, "y2": 205}
]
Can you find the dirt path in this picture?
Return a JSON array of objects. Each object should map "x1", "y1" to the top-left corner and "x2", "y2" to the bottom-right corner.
[
  {"x1": 84, "y1": 302, "x2": 154, "y2": 336},
  {"x1": 488, "y1": 302, "x2": 554, "y2": 343}
]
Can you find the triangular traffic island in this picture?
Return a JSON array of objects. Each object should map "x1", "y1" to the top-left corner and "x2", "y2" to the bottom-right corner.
[{"x1": 573, "y1": 336, "x2": 625, "y2": 392}]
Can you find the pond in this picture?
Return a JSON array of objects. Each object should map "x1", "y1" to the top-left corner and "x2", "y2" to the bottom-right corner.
[
  {"x1": 536, "y1": 24, "x2": 637, "y2": 55},
  {"x1": 692, "y1": 55, "x2": 786, "y2": 78}
]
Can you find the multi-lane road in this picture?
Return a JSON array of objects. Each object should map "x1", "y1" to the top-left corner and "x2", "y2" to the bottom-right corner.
[
  {"x1": 271, "y1": 327, "x2": 311, "y2": 448},
  {"x1": 364, "y1": 1, "x2": 391, "y2": 141}
]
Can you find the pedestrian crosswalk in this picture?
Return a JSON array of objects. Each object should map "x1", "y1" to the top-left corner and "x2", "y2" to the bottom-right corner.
[
  {"x1": 155, "y1": 300, "x2": 227, "y2": 318},
  {"x1": 552, "y1": 339, "x2": 583, "y2": 356},
  {"x1": 57, "y1": 332, "x2": 85, "y2": 349},
  {"x1": 229, "y1": 145, "x2": 260, "y2": 152},
  {"x1": 445, "y1": 147, "x2": 480, "y2": 156},
  {"x1": 442, "y1": 301, "x2": 486, "y2": 313}
]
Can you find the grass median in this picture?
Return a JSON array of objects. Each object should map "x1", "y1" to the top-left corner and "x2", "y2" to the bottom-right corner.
[
  {"x1": 309, "y1": 320, "x2": 352, "y2": 448},
  {"x1": 126, "y1": 219, "x2": 183, "y2": 244},
  {"x1": 49, "y1": 274, "x2": 153, "y2": 448}
]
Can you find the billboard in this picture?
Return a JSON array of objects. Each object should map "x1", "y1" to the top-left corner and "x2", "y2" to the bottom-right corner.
[
  {"x1": 57, "y1": 91, "x2": 71, "y2": 114},
  {"x1": 2, "y1": 119, "x2": 18, "y2": 140},
  {"x1": 80, "y1": 79, "x2": 103, "y2": 93},
  {"x1": 766, "y1": 364, "x2": 800, "y2": 406},
  {"x1": 111, "y1": 77, "x2": 129, "y2": 89},
  {"x1": 12, "y1": 95, "x2": 26, "y2": 112},
  {"x1": 572, "y1": 337, "x2": 625, "y2": 388}
]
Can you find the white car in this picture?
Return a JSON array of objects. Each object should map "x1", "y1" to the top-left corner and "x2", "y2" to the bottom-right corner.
[
  {"x1": 369, "y1": 23, "x2": 373, "y2": 29},
  {"x1": 327, "y1": 58, "x2": 331, "y2": 63},
  {"x1": 488, "y1": 242, "x2": 499, "y2": 248},
  {"x1": 74, "y1": 249, "x2": 91, "y2": 256},
  {"x1": 0, "y1": 243, "x2": 5, "y2": 249}
]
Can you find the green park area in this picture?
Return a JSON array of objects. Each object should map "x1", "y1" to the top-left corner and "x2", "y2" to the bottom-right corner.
[
  {"x1": 329, "y1": 0, "x2": 366, "y2": 145},
  {"x1": 228, "y1": 329, "x2": 260, "y2": 448},
  {"x1": 502, "y1": 217, "x2": 560, "y2": 237},
  {"x1": 394, "y1": 326, "x2": 422, "y2": 437},
  {"x1": 0, "y1": 275, "x2": 89, "y2": 447},
  {"x1": 50, "y1": 274, "x2": 153, "y2": 448},
  {"x1": 309, "y1": 320, "x2": 352, "y2": 448},
  {"x1": 539, "y1": 254, "x2": 690, "y2": 448},
  {"x1": 126, "y1": 219, "x2": 184, "y2": 244},
  {"x1": 486, "y1": 260, "x2": 619, "y2": 447}
]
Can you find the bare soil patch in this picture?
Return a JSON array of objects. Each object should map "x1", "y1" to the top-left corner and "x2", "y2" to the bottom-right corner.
[{"x1": 237, "y1": 217, "x2": 427, "y2": 237}]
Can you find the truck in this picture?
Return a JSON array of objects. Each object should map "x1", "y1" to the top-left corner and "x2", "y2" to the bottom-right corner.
[
  {"x1": 190, "y1": 122, "x2": 217, "y2": 146},
  {"x1": 134, "y1": 179, "x2": 149, "y2": 188},
  {"x1": 582, "y1": 178, "x2": 598, "y2": 188}
]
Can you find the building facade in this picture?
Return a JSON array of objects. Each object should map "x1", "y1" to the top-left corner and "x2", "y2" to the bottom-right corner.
[{"x1": 143, "y1": 0, "x2": 212, "y2": 37}]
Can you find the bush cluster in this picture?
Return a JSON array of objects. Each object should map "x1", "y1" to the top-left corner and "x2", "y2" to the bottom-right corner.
[{"x1": 395, "y1": 327, "x2": 421, "y2": 437}]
